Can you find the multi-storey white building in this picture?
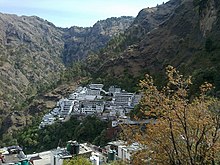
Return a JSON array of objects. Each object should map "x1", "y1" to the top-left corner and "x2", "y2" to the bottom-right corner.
[
  {"x1": 80, "y1": 100, "x2": 105, "y2": 114},
  {"x1": 113, "y1": 92, "x2": 134, "y2": 107},
  {"x1": 59, "y1": 99, "x2": 74, "y2": 117},
  {"x1": 51, "y1": 143, "x2": 93, "y2": 165},
  {"x1": 69, "y1": 86, "x2": 102, "y2": 101},
  {"x1": 107, "y1": 141, "x2": 141, "y2": 163},
  {"x1": 109, "y1": 86, "x2": 121, "y2": 96},
  {"x1": 88, "y1": 84, "x2": 104, "y2": 90}
]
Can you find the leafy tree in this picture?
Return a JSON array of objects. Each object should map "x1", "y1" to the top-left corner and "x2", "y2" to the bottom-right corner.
[
  {"x1": 108, "y1": 160, "x2": 127, "y2": 165},
  {"x1": 93, "y1": 130, "x2": 109, "y2": 147},
  {"x1": 63, "y1": 156, "x2": 92, "y2": 165},
  {"x1": 122, "y1": 66, "x2": 220, "y2": 164},
  {"x1": 74, "y1": 116, "x2": 108, "y2": 143},
  {"x1": 16, "y1": 116, "x2": 109, "y2": 154}
]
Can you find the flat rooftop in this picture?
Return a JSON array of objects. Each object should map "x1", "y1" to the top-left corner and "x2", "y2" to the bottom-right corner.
[{"x1": 30, "y1": 151, "x2": 51, "y2": 165}]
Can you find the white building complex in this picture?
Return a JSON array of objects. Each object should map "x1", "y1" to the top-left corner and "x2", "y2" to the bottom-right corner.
[{"x1": 39, "y1": 83, "x2": 141, "y2": 128}]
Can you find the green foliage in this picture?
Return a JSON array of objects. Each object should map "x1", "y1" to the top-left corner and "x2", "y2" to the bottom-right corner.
[
  {"x1": 0, "y1": 134, "x2": 18, "y2": 147},
  {"x1": 15, "y1": 116, "x2": 108, "y2": 154},
  {"x1": 86, "y1": 31, "x2": 140, "y2": 74},
  {"x1": 92, "y1": 72, "x2": 140, "y2": 93},
  {"x1": 108, "y1": 160, "x2": 127, "y2": 165},
  {"x1": 74, "y1": 116, "x2": 108, "y2": 143},
  {"x1": 92, "y1": 130, "x2": 109, "y2": 147},
  {"x1": 129, "y1": 104, "x2": 145, "y2": 119},
  {"x1": 63, "y1": 156, "x2": 92, "y2": 165},
  {"x1": 59, "y1": 62, "x2": 90, "y2": 84},
  {"x1": 190, "y1": 67, "x2": 220, "y2": 96}
]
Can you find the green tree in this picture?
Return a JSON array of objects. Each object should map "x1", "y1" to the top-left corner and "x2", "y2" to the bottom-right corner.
[
  {"x1": 16, "y1": 116, "x2": 108, "y2": 154},
  {"x1": 63, "y1": 156, "x2": 92, "y2": 165},
  {"x1": 108, "y1": 160, "x2": 127, "y2": 165}
]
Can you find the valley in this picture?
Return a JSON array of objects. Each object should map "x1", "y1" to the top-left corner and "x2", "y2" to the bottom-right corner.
[{"x1": 1, "y1": 0, "x2": 220, "y2": 164}]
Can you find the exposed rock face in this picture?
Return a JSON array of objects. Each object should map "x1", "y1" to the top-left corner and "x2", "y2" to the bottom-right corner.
[
  {"x1": 62, "y1": 16, "x2": 134, "y2": 64},
  {"x1": 1, "y1": 111, "x2": 28, "y2": 134},
  {"x1": 199, "y1": 0, "x2": 218, "y2": 36},
  {"x1": 128, "y1": 0, "x2": 181, "y2": 41}
]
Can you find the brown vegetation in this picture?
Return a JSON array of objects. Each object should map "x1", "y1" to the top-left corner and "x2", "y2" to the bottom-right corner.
[{"x1": 122, "y1": 66, "x2": 220, "y2": 164}]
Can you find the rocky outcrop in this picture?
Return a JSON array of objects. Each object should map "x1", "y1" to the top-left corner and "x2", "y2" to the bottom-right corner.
[
  {"x1": 62, "y1": 16, "x2": 134, "y2": 64},
  {"x1": 199, "y1": 0, "x2": 218, "y2": 36},
  {"x1": 128, "y1": 0, "x2": 181, "y2": 40}
]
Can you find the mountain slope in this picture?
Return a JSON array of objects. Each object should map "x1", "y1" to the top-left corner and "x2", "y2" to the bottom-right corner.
[
  {"x1": 0, "y1": 13, "x2": 65, "y2": 112},
  {"x1": 87, "y1": 0, "x2": 220, "y2": 94},
  {"x1": 62, "y1": 16, "x2": 134, "y2": 64},
  {"x1": 86, "y1": 0, "x2": 182, "y2": 89},
  {"x1": 125, "y1": 0, "x2": 181, "y2": 45},
  {"x1": 0, "y1": 13, "x2": 133, "y2": 134}
]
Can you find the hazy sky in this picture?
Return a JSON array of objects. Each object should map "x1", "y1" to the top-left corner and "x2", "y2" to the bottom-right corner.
[{"x1": 0, "y1": 0, "x2": 168, "y2": 28}]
